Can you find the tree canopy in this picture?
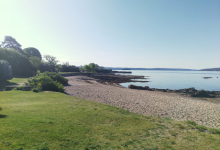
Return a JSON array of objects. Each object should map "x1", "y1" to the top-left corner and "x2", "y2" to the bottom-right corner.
[
  {"x1": 23, "y1": 47, "x2": 42, "y2": 60},
  {"x1": 44, "y1": 55, "x2": 59, "y2": 71},
  {"x1": 0, "y1": 36, "x2": 23, "y2": 53},
  {"x1": 0, "y1": 48, "x2": 34, "y2": 76},
  {"x1": 83, "y1": 63, "x2": 99, "y2": 72},
  {"x1": 29, "y1": 56, "x2": 43, "y2": 71},
  {"x1": 0, "y1": 60, "x2": 13, "y2": 81}
]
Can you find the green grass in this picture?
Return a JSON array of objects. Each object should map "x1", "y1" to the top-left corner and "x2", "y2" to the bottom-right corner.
[{"x1": 1, "y1": 91, "x2": 220, "y2": 149}]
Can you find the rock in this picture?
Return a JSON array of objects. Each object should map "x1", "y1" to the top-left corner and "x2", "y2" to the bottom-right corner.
[
  {"x1": 128, "y1": 84, "x2": 141, "y2": 89},
  {"x1": 128, "y1": 85, "x2": 152, "y2": 91}
]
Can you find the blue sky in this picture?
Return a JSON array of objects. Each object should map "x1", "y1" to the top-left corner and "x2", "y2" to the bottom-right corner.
[{"x1": 0, "y1": 0, "x2": 219, "y2": 69}]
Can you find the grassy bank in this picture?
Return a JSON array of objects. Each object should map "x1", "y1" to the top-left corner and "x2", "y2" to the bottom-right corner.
[{"x1": 0, "y1": 91, "x2": 220, "y2": 149}]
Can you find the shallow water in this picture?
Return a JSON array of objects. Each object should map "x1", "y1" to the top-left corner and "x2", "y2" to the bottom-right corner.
[{"x1": 116, "y1": 70, "x2": 220, "y2": 91}]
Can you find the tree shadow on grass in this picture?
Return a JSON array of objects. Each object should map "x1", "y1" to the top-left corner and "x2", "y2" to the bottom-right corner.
[
  {"x1": 2, "y1": 81, "x2": 19, "y2": 86},
  {"x1": 0, "y1": 108, "x2": 7, "y2": 118},
  {"x1": 0, "y1": 114, "x2": 7, "y2": 118},
  {"x1": 0, "y1": 81, "x2": 19, "y2": 89},
  {"x1": 0, "y1": 81, "x2": 19, "y2": 91}
]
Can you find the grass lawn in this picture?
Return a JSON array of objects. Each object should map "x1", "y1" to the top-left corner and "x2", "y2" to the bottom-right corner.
[{"x1": 1, "y1": 91, "x2": 220, "y2": 149}]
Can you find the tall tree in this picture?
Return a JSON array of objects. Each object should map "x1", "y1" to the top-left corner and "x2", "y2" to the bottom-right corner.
[
  {"x1": 83, "y1": 65, "x2": 91, "y2": 72},
  {"x1": 89, "y1": 63, "x2": 99, "y2": 71},
  {"x1": 0, "y1": 48, "x2": 34, "y2": 76},
  {"x1": 1, "y1": 36, "x2": 23, "y2": 53},
  {"x1": 23, "y1": 47, "x2": 42, "y2": 60},
  {"x1": 44, "y1": 55, "x2": 59, "y2": 71}
]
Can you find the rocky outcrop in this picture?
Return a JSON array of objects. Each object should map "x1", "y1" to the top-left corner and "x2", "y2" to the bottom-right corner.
[
  {"x1": 203, "y1": 77, "x2": 212, "y2": 79},
  {"x1": 128, "y1": 85, "x2": 220, "y2": 98},
  {"x1": 91, "y1": 74, "x2": 148, "y2": 84},
  {"x1": 128, "y1": 84, "x2": 152, "y2": 91}
]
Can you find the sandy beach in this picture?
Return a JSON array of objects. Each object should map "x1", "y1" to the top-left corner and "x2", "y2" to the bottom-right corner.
[{"x1": 65, "y1": 76, "x2": 220, "y2": 129}]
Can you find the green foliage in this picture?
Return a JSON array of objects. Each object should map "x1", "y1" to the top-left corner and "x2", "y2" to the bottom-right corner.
[
  {"x1": 43, "y1": 55, "x2": 59, "y2": 71},
  {"x1": 0, "y1": 60, "x2": 13, "y2": 82},
  {"x1": 23, "y1": 47, "x2": 42, "y2": 60},
  {"x1": 196, "y1": 125, "x2": 208, "y2": 132},
  {"x1": 0, "y1": 48, "x2": 34, "y2": 76},
  {"x1": 209, "y1": 128, "x2": 220, "y2": 134},
  {"x1": 0, "y1": 36, "x2": 23, "y2": 53},
  {"x1": 27, "y1": 75, "x2": 64, "y2": 93},
  {"x1": 83, "y1": 63, "x2": 100, "y2": 72},
  {"x1": 29, "y1": 56, "x2": 43, "y2": 71},
  {"x1": 89, "y1": 63, "x2": 98, "y2": 71},
  {"x1": 42, "y1": 71, "x2": 68, "y2": 85},
  {"x1": 186, "y1": 121, "x2": 197, "y2": 126},
  {"x1": 25, "y1": 71, "x2": 67, "y2": 93},
  {"x1": 83, "y1": 65, "x2": 91, "y2": 72}
]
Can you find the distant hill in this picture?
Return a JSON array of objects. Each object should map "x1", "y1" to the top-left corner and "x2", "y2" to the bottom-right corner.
[
  {"x1": 104, "y1": 67, "x2": 198, "y2": 71},
  {"x1": 200, "y1": 68, "x2": 220, "y2": 71}
]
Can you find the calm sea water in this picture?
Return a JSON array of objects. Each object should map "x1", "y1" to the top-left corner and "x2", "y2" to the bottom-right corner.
[{"x1": 115, "y1": 70, "x2": 220, "y2": 91}]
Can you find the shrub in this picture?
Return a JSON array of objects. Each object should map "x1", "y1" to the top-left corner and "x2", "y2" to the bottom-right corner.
[
  {"x1": 27, "y1": 75, "x2": 64, "y2": 93},
  {"x1": 0, "y1": 60, "x2": 13, "y2": 82},
  {"x1": 42, "y1": 71, "x2": 68, "y2": 85}
]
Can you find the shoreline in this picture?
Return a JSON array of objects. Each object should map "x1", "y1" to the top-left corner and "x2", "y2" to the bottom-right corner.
[
  {"x1": 60, "y1": 72, "x2": 220, "y2": 98},
  {"x1": 64, "y1": 75, "x2": 220, "y2": 129}
]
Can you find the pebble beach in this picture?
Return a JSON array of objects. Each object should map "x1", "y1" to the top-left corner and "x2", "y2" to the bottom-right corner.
[{"x1": 65, "y1": 76, "x2": 220, "y2": 129}]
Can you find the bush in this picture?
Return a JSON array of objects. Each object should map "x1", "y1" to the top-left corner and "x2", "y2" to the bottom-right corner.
[
  {"x1": 0, "y1": 48, "x2": 34, "y2": 76},
  {"x1": 42, "y1": 71, "x2": 68, "y2": 85},
  {"x1": 0, "y1": 60, "x2": 13, "y2": 82},
  {"x1": 27, "y1": 75, "x2": 65, "y2": 93}
]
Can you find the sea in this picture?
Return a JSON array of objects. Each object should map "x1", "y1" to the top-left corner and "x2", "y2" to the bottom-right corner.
[{"x1": 115, "y1": 70, "x2": 220, "y2": 91}]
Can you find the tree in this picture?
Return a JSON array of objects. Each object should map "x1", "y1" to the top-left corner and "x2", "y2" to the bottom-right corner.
[
  {"x1": 0, "y1": 48, "x2": 34, "y2": 76},
  {"x1": 0, "y1": 60, "x2": 13, "y2": 82},
  {"x1": 23, "y1": 47, "x2": 42, "y2": 60},
  {"x1": 83, "y1": 65, "x2": 91, "y2": 72},
  {"x1": 60, "y1": 62, "x2": 79, "y2": 72},
  {"x1": 63, "y1": 62, "x2": 70, "y2": 66},
  {"x1": 1, "y1": 36, "x2": 23, "y2": 53},
  {"x1": 44, "y1": 55, "x2": 59, "y2": 71},
  {"x1": 29, "y1": 56, "x2": 42, "y2": 71},
  {"x1": 82, "y1": 63, "x2": 99, "y2": 72},
  {"x1": 89, "y1": 63, "x2": 99, "y2": 72}
]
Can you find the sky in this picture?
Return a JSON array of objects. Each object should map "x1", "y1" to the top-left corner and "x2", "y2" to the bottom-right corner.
[{"x1": 0, "y1": 0, "x2": 219, "y2": 69}]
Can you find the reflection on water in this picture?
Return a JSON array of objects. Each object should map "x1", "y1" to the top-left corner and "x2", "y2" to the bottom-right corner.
[{"x1": 116, "y1": 70, "x2": 220, "y2": 91}]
